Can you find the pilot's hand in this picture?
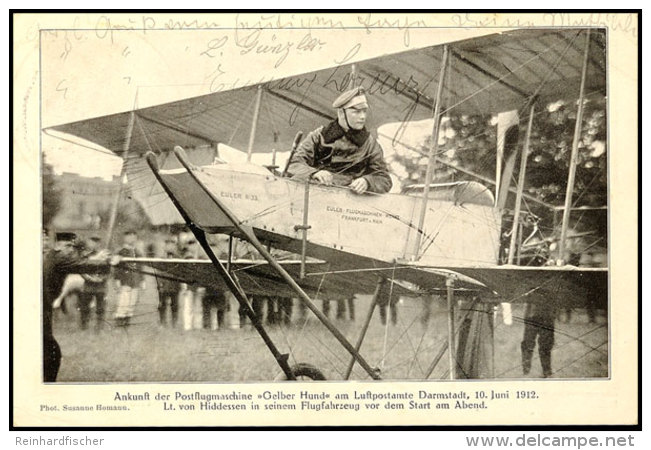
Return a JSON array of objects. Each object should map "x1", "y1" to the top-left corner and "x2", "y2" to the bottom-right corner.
[
  {"x1": 109, "y1": 255, "x2": 121, "y2": 266},
  {"x1": 350, "y1": 177, "x2": 369, "y2": 194},
  {"x1": 312, "y1": 170, "x2": 334, "y2": 185}
]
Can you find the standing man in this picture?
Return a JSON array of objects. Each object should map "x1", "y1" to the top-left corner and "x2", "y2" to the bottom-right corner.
[
  {"x1": 202, "y1": 290, "x2": 227, "y2": 330},
  {"x1": 376, "y1": 279, "x2": 398, "y2": 326},
  {"x1": 43, "y1": 232, "x2": 112, "y2": 381},
  {"x1": 287, "y1": 86, "x2": 392, "y2": 194},
  {"x1": 114, "y1": 230, "x2": 143, "y2": 327},
  {"x1": 179, "y1": 239, "x2": 204, "y2": 330},
  {"x1": 521, "y1": 301, "x2": 556, "y2": 378},
  {"x1": 78, "y1": 236, "x2": 108, "y2": 331},
  {"x1": 199, "y1": 236, "x2": 231, "y2": 330},
  {"x1": 336, "y1": 296, "x2": 355, "y2": 321},
  {"x1": 156, "y1": 237, "x2": 181, "y2": 327}
]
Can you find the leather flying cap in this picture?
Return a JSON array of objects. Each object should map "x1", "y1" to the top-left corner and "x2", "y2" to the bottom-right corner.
[{"x1": 332, "y1": 87, "x2": 368, "y2": 109}]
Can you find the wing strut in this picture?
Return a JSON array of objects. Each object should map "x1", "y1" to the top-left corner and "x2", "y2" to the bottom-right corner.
[
  {"x1": 559, "y1": 30, "x2": 592, "y2": 262},
  {"x1": 507, "y1": 104, "x2": 535, "y2": 264},
  {"x1": 171, "y1": 146, "x2": 382, "y2": 380},
  {"x1": 424, "y1": 296, "x2": 480, "y2": 379},
  {"x1": 145, "y1": 152, "x2": 296, "y2": 380},
  {"x1": 105, "y1": 110, "x2": 136, "y2": 247},
  {"x1": 344, "y1": 278, "x2": 385, "y2": 380},
  {"x1": 445, "y1": 275, "x2": 458, "y2": 379},
  {"x1": 413, "y1": 44, "x2": 449, "y2": 259},
  {"x1": 294, "y1": 180, "x2": 311, "y2": 279},
  {"x1": 246, "y1": 86, "x2": 263, "y2": 161}
]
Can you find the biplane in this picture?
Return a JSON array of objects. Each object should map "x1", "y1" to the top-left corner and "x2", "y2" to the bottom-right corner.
[{"x1": 46, "y1": 27, "x2": 609, "y2": 381}]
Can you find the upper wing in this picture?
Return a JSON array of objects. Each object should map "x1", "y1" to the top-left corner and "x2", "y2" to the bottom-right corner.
[{"x1": 48, "y1": 28, "x2": 605, "y2": 158}]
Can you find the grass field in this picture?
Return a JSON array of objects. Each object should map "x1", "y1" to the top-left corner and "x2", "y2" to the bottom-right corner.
[{"x1": 53, "y1": 275, "x2": 608, "y2": 382}]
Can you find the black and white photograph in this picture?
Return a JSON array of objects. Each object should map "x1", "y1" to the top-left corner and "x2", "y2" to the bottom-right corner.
[{"x1": 13, "y1": 12, "x2": 638, "y2": 428}]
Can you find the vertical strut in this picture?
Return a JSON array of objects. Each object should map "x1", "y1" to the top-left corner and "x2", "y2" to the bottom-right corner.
[
  {"x1": 246, "y1": 86, "x2": 263, "y2": 162},
  {"x1": 425, "y1": 297, "x2": 479, "y2": 379},
  {"x1": 414, "y1": 45, "x2": 449, "y2": 259},
  {"x1": 446, "y1": 275, "x2": 457, "y2": 380},
  {"x1": 105, "y1": 110, "x2": 136, "y2": 247},
  {"x1": 516, "y1": 222, "x2": 524, "y2": 265},
  {"x1": 559, "y1": 30, "x2": 591, "y2": 262},
  {"x1": 294, "y1": 181, "x2": 311, "y2": 279},
  {"x1": 227, "y1": 235, "x2": 233, "y2": 273},
  {"x1": 344, "y1": 279, "x2": 384, "y2": 379},
  {"x1": 508, "y1": 103, "x2": 536, "y2": 265}
]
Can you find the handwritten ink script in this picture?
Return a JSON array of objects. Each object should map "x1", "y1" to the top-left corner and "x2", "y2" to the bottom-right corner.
[
  {"x1": 357, "y1": 14, "x2": 427, "y2": 47},
  {"x1": 37, "y1": 13, "x2": 633, "y2": 142},
  {"x1": 451, "y1": 12, "x2": 637, "y2": 38}
]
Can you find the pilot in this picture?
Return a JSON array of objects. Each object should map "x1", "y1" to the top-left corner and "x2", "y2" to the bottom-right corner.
[{"x1": 287, "y1": 86, "x2": 392, "y2": 194}]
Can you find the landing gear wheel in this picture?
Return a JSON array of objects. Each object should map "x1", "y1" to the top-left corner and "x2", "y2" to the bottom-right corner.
[{"x1": 275, "y1": 363, "x2": 327, "y2": 381}]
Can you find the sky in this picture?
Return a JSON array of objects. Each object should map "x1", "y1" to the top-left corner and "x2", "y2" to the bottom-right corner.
[
  {"x1": 43, "y1": 132, "x2": 299, "y2": 180},
  {"x1": 43, "y1": 132, "x2": 123, "y2": 180}
]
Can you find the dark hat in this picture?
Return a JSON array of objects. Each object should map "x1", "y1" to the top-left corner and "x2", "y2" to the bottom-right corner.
[
  {"x1": 124, "y1": 230, "x2": 137, "y2": 236},
  {"x1": 164, "y1": 238, "x2": 176, "y2": 244},
  {"x1": 89, "y1": 236, "x2": 102, "y2": 242},
  {"x1": 55, "y1": 232, "x2": 77, "y2": 242},
  {"x1": 332, "y1": 86, "x2": 368, "y2": 109}
]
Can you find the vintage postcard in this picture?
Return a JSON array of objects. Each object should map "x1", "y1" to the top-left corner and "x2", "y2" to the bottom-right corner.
[{"x1": 12, "y1": 12, "x2": 638, "y2": 427}]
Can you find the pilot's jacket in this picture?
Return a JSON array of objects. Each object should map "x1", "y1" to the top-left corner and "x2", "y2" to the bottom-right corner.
[{"x1": 287, "y1": 120, "x2": 392, "y2": 194}]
